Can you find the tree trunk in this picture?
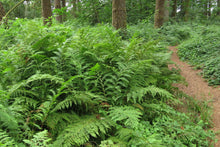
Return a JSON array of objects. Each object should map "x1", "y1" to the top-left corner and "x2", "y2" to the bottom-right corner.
[
  {"x1": 171, "y1": 0, "x2": 177, "y2": 18},
  {"x1": 154, "y1": 0, "x2": 165, "y2": 28},
  {"x1": 61, "y1": 0, "x2": 66, "y2": 21},
  {"x1": 112, "y1": 0, "x2": 127, "y2": 31},
  {"x1": 92, "y1": 0, "x2": 99, "y2": 24},
  {"x1": 208, "y1": 0, "x2": 211, "y2": 17},
  {"x1": 164, "y1": 0, "x2": 170, "y2": 22},
  {"x1": 41, "y1": 0, "x2": 52, "y2": 26},
  {"x1": 217, "y1": 0, "x2": 220, "y2": 15},
  {"x1": 54, "y1": 0, "x2": 62, "y2": 23},
  {"x1": 0, "y1": 2, "x2": 6, "y2": 22},
  {"x1": 25, "y1": 1, "x2": 29, "y2": 18},
  {"x1": 184, "y1": 0, "x2": 190, "y2": 21},
  {"x1": 72, "y1": 0, "x2": 77, "y2": 17}
]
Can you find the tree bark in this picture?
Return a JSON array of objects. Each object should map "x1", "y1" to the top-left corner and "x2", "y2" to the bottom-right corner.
[
  {"x1": 112, "y1": 0, "x2": 127, "y2": 31},
  {"x1": 171, "y1": 0, "x2": 177, "y2": 18},
  {"x1": 0, "y1": 2, "x2": 6, "y2": 22},
  {"x1": 154, "y1": 0, "x2": 165, "y2": 28},
  {"x1": 164, "y1": 0, "x2": 170, "y2": 22},
  {"x1": 208, "y1": 0, "x2": 211, "y2": 17},
  {"x1": 184, "y1": 0, "x2": 190, "y2": 21},
  {"x1": 72, "y1": 0, "x2": 77, "y2": 17},
  {"x1": 41, "y1": 0, "x2": 52, "y2": 26},
  {"x1": 217, "y1": 0, "x2": 220, "y2": 15},
  {"x1": 54, "y1": 0, "x2": 62, "y2": 23},
  {"x1": 61, "y1": 0, "x2": 66, "y2": 21},
  {"x1": 92, "y1": 0, "x2": 99, "y2": 24}
]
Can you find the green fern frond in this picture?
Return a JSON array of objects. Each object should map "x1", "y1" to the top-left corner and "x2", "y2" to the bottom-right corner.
[
  {"x1": 144, "y1": 86, "x2": 173, "y2": 99},
  {"x1": 10, "y1": 89, "x2": 39, "y2": 98},
  {"x1": 109, "y1": 106, "x2": 142, "y2": 128},
  {"x1": 116, "y1": 128, "x2": 134, "y2": 142},
  {"x1": 23, "y1": 130, "x2": 52, "y2": 147},
  {"x1": 127, "y1": 86, "x2": 173, "y2": 103},
  {"x1": 100, "y1": 138, "x2": 127, "y2": 147},
  {"x1": 8, "y1": 74, "x2": 64, "y2": 96},
  {"x1": 54, "y1": 115, "x2": 113, "y2": 147},
  {"x1": 0, "y1": 104, "x2": 19, "y2": 130},
  {"x1": 52, "y1": 91, "x2": 102, "y2": 112},
  {"x1": 13, "y1": 96, "x2": 39, "y2": 108},
  {"x1": 46, "y1": 112, "x2": 79, "y2": 131},
  {"x1": 0, "y1": 130, "x2": 17, "y2": 147}
]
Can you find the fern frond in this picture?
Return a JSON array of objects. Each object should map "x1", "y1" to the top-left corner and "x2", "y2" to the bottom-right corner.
[
  {"x1": 46, "y1": 112, "x2": 80, "y2": 132},
  {"x1": 116, "y1": 128, "x2": 134, "y2": 142},
  {"x1": 8, "y1": 74, "x2": 64, "y2": 96},
  {"x1": 0, "y1": 130, "x2": 17, "y2": 147},
  {"x1": 109, "y1": 106, "x2": 142, "y2": 128},
  {"x1": 23, "y1": 130, "x2": 52, "y2": 147},
  {"x1": 127, "y1": 86, "x2": 173, "y2": 103},
  {"x1": 0, "y1": 104, "x2": 19, "y2": 131},
  {"x1": 53, "y1": 115, "x2": 113, "y2": 147},
  {"x1": 52, "y1": 91, "x2": 102, "y2": 112}
]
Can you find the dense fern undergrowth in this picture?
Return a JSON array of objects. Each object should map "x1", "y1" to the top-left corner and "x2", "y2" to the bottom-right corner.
[
  {"x1": 161, "y1": 23, "x2": 220, "y2": 85},
  {"x1": 0, "y1": 19, "x2": 215, "y2": 146}
]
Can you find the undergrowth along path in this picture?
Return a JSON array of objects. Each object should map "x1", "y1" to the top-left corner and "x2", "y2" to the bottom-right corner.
[{"x1": 168, "y1": 46, "x2": 220, "y2": 147}]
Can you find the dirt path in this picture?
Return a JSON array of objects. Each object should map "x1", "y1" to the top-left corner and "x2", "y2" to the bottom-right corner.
[{"x1": 168, "y1": 46, "x2": 220, "y2": 147}]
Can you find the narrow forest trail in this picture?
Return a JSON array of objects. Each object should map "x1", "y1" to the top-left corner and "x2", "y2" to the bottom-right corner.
[{"x1": 168, "y1": 46, "x2": 220, "y2": 147}]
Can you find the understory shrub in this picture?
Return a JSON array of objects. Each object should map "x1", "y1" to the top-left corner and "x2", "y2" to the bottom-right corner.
[
  {"x1": 178, "y1": 24, "x2": 220, "y2": 85},
  {"x1": 0, "y1": 19, "x2": 215, "y2": 146}
]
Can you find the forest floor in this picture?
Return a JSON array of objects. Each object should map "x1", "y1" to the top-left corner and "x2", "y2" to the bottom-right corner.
[{"x1": 168, "y1": 46, "x2": 220, "y2": 147}]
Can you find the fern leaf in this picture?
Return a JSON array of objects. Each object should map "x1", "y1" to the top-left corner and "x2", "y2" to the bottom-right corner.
[
  {"x1": 109, "y1": 106, "x2": 142, "y2": 128},
  {"x1": 8, "y1": 74, "x2": 64, "y2": 96},
  {"x1": 127, "y1": 86, "x2": 173, "y2": 103},
  {"x1": 0, "y1": 104, "x2": 19, "y2": 131},
  {"x1": 23, "y1": 130, "x2": 52, "y2": 147},
  {"x1": 52, "y1": 91, "x2": 102, "y2": 112},
  {"x1": 54, "y1": 115, "x2": 113, "y2": 147},
  {"x1": 0, "y1": 130, "x2": 17, "y2": 147}
]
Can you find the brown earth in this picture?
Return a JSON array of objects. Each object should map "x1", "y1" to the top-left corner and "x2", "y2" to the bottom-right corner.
[{"x1": 168, "y1": 46, "x2": 220, "y2": 147}]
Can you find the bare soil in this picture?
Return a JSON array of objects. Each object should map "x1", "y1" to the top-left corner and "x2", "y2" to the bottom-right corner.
[{"x1": 168, "y1": 46, "x2": 220, "y2": 147}]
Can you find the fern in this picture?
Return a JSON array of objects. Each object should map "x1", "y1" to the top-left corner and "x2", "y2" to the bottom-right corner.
[
  {"x1": 54, "y1": 115, "x2": 113, "y2": 146},
  {"x1": 52, "y1": 91, "x2": 103, "y2": 113},
  {"x1": 0, "y1": 104, "x2": 19, "y2": 131},
  {"x1": 46, "y1": 112, "x2": 80, "y2": 135},
  {"x1": 8, "y1": 74, "x2": 64, "y2": 96},
  {"x1": 127, "y1": 86, "x2": 173, "y2": 103},
  {"x1": 109, "y1": 106, "x2": 142, "y2": 128},
  {"x1": 23, "y1": 130, "x2": 52, "y2": 147},
  {"x1": 0, "y1": 130, "x2": 17, "y2": 147}
]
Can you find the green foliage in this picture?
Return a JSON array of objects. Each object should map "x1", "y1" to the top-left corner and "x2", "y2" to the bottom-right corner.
[
  {"x1": 0, "y1": 19, "x2": 215, "y2": 146},
  {"x1": 54, "y1": 116, "x2": 113, "y2": 146},
  {"x1": 23, "y1": 130, "x2": 52, "y2": 147},
  {"x1": 178, "y1": 24, "x2": 220, "y2": 85}
]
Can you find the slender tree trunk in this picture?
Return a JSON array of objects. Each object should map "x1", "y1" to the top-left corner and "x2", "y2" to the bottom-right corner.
[
  {"x1": 112, "y1": 0, "x2": 127, "y2": 31},
  {"x1": 25, "y1": 1, "x2": 29, "y2": 18},
  {"x1": 72, "y1": 0, "x2": 77, "y2": 17},
  {"x1": 54, "y1": 0, "x2": 62, "y2": 23},
  {"x1": 208, "y1": 0, "x2": 211, "y2": 17},
  {"x1": 171, "y1": 0, "x2": 177, "y2": 18},
  {"x1": 154, "y1": 0, "x2": 165, "y2": 28},
  {"x1": 41, "y1": 0, "x2": 52, "y2": 26},
  {"x1": 76, "y1": 0, "x2": 81, "y2": 13},
  {"x1": 217, "y1": 0, "x2": 220, "y2": 15},
  {"x1": 61, "y1": 0, "x2": 66, "y2": 21},
  {"x1": 164, "y1": 0, "x2": 170, "y2": 22},
  {"x1": 184, "y1": 0, "x2": 190, "y2": 21},
  {"x1": 204, "y1": 0, "x2": 208, "y2": 17},
  {"x1": 0, "y1": 2, "x2": 6, "y2": 22},
  {"x1": 92, "y1": 0, "x2": 99, "y2": 24}
]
